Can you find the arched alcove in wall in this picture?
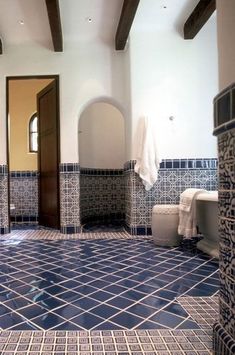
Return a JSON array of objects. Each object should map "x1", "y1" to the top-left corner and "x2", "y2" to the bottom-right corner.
[{"x1": 78, "y1": 100, "x2": 126, "y2": 230}]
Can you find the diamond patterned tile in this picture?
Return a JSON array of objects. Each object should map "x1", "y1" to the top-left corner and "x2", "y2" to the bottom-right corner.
[{"x1": 0, "y1": 233, "x2": 219, "y2": 333}]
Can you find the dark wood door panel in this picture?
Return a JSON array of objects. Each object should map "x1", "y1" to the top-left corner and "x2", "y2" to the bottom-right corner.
[{"x1": 37, "y1": 80, "x2": 60, "y2": 229}]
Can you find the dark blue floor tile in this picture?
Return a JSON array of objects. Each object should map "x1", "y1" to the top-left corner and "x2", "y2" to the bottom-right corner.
[
  {"x1": 137, "y1": 320, "x2": 167, "y2": 329},
  {"x1": 186, "y1": 288, "x2": 217, "y2": 297},
  {"x1": 0, "y1": 305, "x2": 12, "y2": 317},
  {"x1": 51, "y1": 321, "x2": 83, "y2": 330},
  {"x1": 56, "y1": 290, "x2": 83, "y2": 302},
  {"x1": 176, "y1": 319, "x2": 201, "y2": 329},
  {"x1": 88, "y1": 279, "x2": 110, "y2": 289},
  {"x1": 120, "y1": 290, "x2": 145, "y2": 302},
  {"x1": 0, "y1": 237, "x2": 219, "y2": 331},
  {"x1": 4, "y1": 297, "x2": 34, "y2": 312},
  {"x1": 103, "y1": 284, "x2": 127, "y2": 295},
  {"x1": 71, "y1": 312, "x2": 104, "y2": 329},
  {"x1": 153, "y1": 289, "x2": 178, "y2": 301},
  {"x1": 73, "y1": 296, "x2": 100, "y2": 311},
  {"x1": 149, "y1": 310, "x2": 185, "y2": 328},
  {"x1": 106, "y1": 296, "x2": 134, "y2": 309},
  {"x1": 90, "y1": 290, "x2": 115, "y2": 302},
  {"x1": 163, "y1": 302, "x2": 189, "y2": 318},
  {"x1": 17, "y1": 304, "x2": 47, "y2": 319},
  {"x1": 164, "y1": 283, "x2": 190, "y2": 294},
  {"x1": 36, "y1": 296, "x2": 66, "y2": 310},
  {"x1": 90, "y1": 304, "x2": 120, "y2": 319},
  {"x1": 115, "y1": 279, "x2": 139, "y2": 289},
  {"x1": 140, "y1": 296, "x2": 168, "y2": 309},
  {"x1": 9, "y1": 322, "x2": 40, "y2": 330},
  {"x1": 92, "y1": 321, "x2": 125, "y2": 330},
  {"x1": 52, "y1": 304, "x2": 84, "y2": 319},
  {"x1": 30, "y1": 312, "x2": 66, "y2": 329},
  {"x1": 109, "y1": 311, "x2": 144, "y2": 328},
  {"x1": 43, "y1": 285, "x2": 68, "y2": 296},
  {"x1": 133, "y1": 283, "x2": 161, "y2": 295},
  {"x1": 125, "y1": 304, "x2": 157, "y2": 318},
  {"x1": 0, "y1": 312, "x2": 25, "y2": 328}
]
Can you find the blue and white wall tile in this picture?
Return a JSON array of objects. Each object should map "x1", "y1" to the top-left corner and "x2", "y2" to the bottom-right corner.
[
  {"x1": 80, "y1": 168, "x2": 125, "y2": 223},
  {"x1": 0, "y1": 165, "x2": 9, "y2": 234},
  {"x1": 60, "y1": 163, "x2": 80, "y2": 234},
  {"x1": 10, "y1": 171, "x2": 38, "y2": 223},
  {"x1": 124, "y1": 159, "x2": 217, "y2": 235}
]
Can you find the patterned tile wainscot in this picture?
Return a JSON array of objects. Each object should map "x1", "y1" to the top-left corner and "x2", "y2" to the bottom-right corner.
[
  {"x1": 0, "y1": 165, "x2": 9, "y2": 234},
  {"x1": 10, "y1": 171, "x2": 38, "y2": 224},
  {"x1": 124, "y1": 158, "x2": 218, "y2": 235},
  {"x1": 80, "y1": 168, "x2": 125, "y2": 224},
  {"x1": 60, "y1": 163, "x2": 81, "y2": 234},
  {"x1": 213, "y1": 83, "x2": 235, "y2": 355}
]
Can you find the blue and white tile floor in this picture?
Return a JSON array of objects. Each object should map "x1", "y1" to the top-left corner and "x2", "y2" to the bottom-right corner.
[{"x1": 0, "y1": 230, "x2": 219, "y2": 354}]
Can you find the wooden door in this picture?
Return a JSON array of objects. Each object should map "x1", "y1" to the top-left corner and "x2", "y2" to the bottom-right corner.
[{"x1": 37, "y1": 80, "x2": 60, "y2": 229}]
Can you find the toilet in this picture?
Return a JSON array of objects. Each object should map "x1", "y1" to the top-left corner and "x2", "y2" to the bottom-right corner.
[{"x1": 152, "y1": 204, "x2": 182, "y2": 246}]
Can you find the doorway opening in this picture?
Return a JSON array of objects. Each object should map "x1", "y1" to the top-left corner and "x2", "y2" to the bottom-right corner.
[
  {"x1": 6, "y1": 76, "x2": 60, "y2": 231},
  {"x1": 79, "y1": 101, "x2": 125, "y2": 233}
]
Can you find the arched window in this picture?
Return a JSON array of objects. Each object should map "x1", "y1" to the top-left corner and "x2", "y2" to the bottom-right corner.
[{"x1": 29, "y1": 113, "x2": 38, "y2": 153}]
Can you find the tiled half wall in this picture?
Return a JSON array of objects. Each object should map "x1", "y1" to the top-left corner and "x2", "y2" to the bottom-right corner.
[
  {"x1": 80, "y1": 168, "x2": 125, "y2": 224},
  {"x1": 213, "y1": 83, "x2": 235, "y2": 355},
  {"x1": 0, "y1": 165, "x2": 9, "y2": 234},
  {"x1": 124, "y1": 159, "x2": 218, "y2": 235},
  {"x1": 60, "y1": 163, "x2": 80, "y2": 234},
  {"x1": 9, "y1": 171, "x2": 38, "y2": 223}
]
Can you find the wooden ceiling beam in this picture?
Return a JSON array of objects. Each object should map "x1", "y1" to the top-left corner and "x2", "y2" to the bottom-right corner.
[
  {"x1": 45, "y1": 0, "x2": 63, "y2": 51},
  {"x1": 184, "y1": 0, "x2": 216, "y2": 39},
  {"x1": 115, "y1": 0, "x2": 140, "y2": 50}
]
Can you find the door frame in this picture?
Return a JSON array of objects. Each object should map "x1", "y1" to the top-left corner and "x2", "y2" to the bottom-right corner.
[{"x1": 6, "y1": 75, "x2": 60, "y2": 230}]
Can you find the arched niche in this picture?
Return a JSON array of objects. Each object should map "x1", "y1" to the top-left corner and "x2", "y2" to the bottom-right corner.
[{"x1": 78, "y1": 100, "x2": 125, "y2": 169}]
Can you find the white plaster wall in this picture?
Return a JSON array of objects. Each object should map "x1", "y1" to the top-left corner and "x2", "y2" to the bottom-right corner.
[
  {"x1": 79, "y1": 102, "x2": 125, "y2": 169},
  {"x1": 0, "y1": 41, "x2": 127, "y2": 164},
  {"x1": 216, "y1": 0, "x2": 235, "y2": 90},
  {"x1": 0, "y1": 14, "x2": 219, "y2": 164},
  {"x1": 129, "y1": 15, "x2": 218, "y2": 159}
]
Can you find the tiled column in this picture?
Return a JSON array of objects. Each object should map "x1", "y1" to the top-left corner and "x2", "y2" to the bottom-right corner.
[
  {"x1": 0, "y1": 165, "x2": 10, "y2": 234},
  {"x1": 60, "y1": 163, "x2": 81, "y2": 234},
  {"x1": 213, "y1": 84, "x2": 235, "y2": 354}
]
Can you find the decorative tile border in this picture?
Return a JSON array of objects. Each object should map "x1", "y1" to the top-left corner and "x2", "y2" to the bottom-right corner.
[
  {"x1": 0, "y1": 329, "x2": 213, "y2": 354},
  {"x1": 81, "y1": 168, "x2": 124, "y2": 176},
  {"x1": 124, "y1": 158, "x2": 217, "y2": 171},
  {"x1": 10, "y1": 171, "x2": 38, "y2": 178},
  {"x1": 60, "y1": 163, "x2": 80, "y2": 173},
  {"x1": 0, "y1": 230, "x2": 146, "y2": 240}
]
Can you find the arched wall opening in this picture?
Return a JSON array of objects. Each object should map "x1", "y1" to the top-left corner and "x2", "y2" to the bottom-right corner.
[{"x1": 78, "y1": 100, "x2": 126, "y2": 230}]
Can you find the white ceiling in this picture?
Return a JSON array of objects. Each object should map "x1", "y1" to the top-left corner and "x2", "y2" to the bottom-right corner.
[{"x1": 0, "y1": 0, "x2": 215, "y2": 49}]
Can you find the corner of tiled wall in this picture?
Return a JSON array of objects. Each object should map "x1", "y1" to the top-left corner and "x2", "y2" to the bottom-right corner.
[
  {"x1": 124, "y1": 159, "x2": 218, "y2": 236},
  {"x1": 60, "y1": 163, "x2": 81, "y2": 234},
  {"x1": 213, "y1": 83, "x2": 235, "y2": 354},
  {"x1": 0, "y1": 165, "x2": 10, "y2": 234}
]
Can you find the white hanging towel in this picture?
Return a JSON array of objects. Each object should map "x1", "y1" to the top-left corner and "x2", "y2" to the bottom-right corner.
[
  {"x1": 178, "y1": 188, "x2": 208, "y2": 238},
  {"x1": 134, "y1": 117, "x2": 161, "y2": 191}
]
